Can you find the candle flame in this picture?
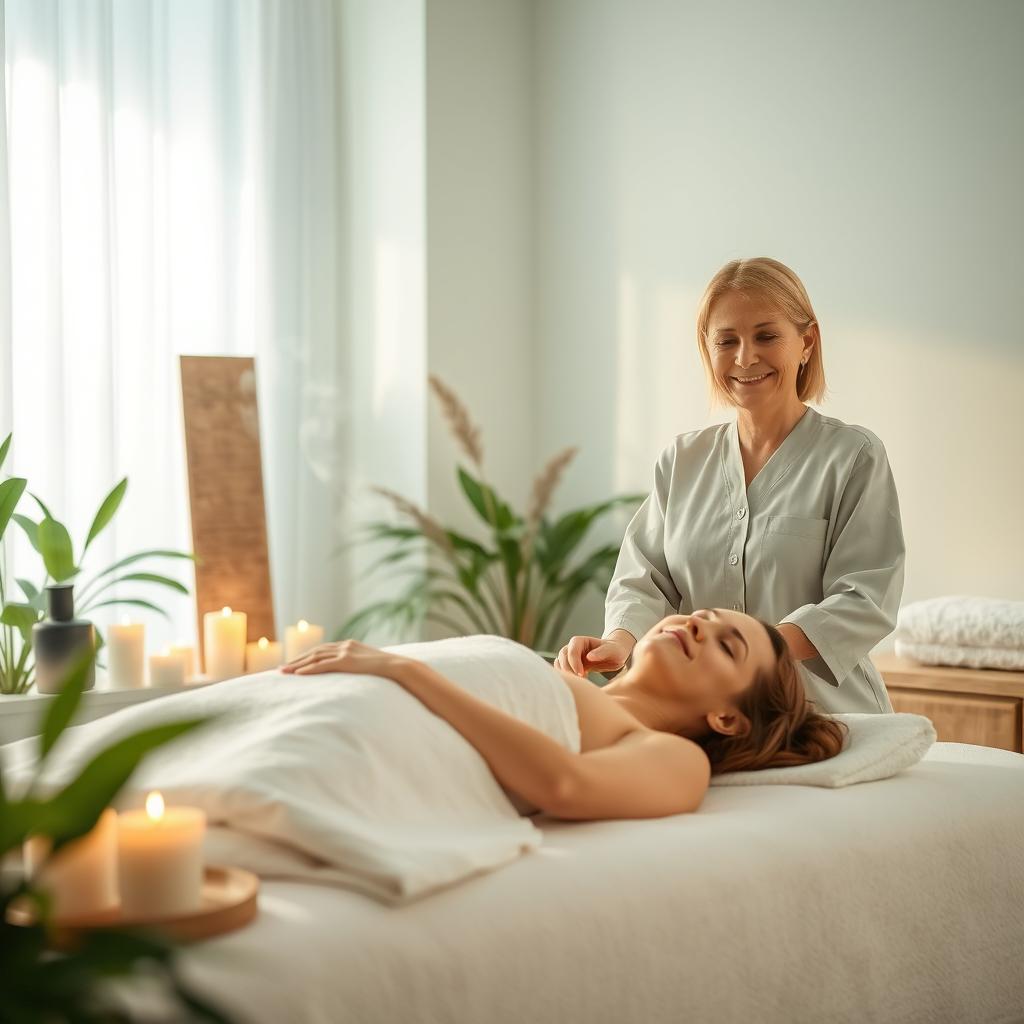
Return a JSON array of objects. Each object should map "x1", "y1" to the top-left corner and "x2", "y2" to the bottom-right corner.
[
  {"x1": 121, "y1": 615, "x2": 131, "y2": 626},
  {"x1": 258, "y1": 637, "x2": 269, "y2": 649},
  {"x1": 221, "y1": 606, "x2": 232, "y2": 616},
  {"x1": 297, "y1": 620, "x2": 309, "y2": 632},
  {"x1": 145, "y1": 791, "x2": 165, "y2": 822}
]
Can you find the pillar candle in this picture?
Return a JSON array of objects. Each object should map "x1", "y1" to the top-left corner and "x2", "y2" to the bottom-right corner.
[
  {"x1": 117, "y1": 791, "x2": 206, "y2": 918},
  {"x1": 284, "y1": 620, "x2": 324, "y2": 663},
  {"x1": 107, "y1": 620, "x2": 146, "y2": 689},
  {"x1": 168, "y1": 644, "x2": 197, "y2": 678},
  {"x1": 246, "y1": 636, "x2": 283, "y2": 673},
  {"x1": 23, "y1": 808, "x2": 118, "y2": 919},
  {"x1": 203, "y1": 607, "x2": 247, "y2": 681},
  {"x1": 149, "y1": 650, "x2": 186, "y2": 688}
]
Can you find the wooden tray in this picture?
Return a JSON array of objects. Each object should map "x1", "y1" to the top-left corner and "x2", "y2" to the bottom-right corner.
[{"x1": 7, "y1": 864, "x2": 259, "y2": 946}]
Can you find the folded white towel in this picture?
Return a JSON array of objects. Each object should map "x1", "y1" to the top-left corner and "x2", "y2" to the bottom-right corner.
[
  {"x1": 709, "y1": 712, "x2": 936, "y2": 787},
  {"x1": 896, "y1": 595, "x2": 1024, "y2": 651},
  {"x1": 894, "y1": 638, "x2": 1024, "y2": 671}
]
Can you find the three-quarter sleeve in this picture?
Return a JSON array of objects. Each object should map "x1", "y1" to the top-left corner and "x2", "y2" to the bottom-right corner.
[
  {"x1": 781, "y1": 436, "x2": 905, "y2": 687},
  {"x1": 603, "y1": 444, "x2": 683, "y2": 642}
]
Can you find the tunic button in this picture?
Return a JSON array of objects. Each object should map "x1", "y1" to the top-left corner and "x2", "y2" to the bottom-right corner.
[
  {"x1": 728, "y1": 554, "x2": 739, "y2": 566},
  {"x1": 736, "y1": 508, "x2": 746, "y2": 519}
]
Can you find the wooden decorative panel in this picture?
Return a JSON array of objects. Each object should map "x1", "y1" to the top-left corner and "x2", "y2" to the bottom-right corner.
[
  {"x1": 180, "y1": 356, "x2": 275, "y2": 663},
  {"x1": 887, "y1": 688, "x2": 1021, "y2": 753}
]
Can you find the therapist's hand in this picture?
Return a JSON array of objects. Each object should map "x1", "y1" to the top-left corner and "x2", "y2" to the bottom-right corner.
[{"x1": 555, "y1": 635, "x2": 631, "y2": 677}]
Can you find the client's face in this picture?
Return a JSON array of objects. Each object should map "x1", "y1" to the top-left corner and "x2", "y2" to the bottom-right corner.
[{"x1": 633, "y1": 608, "x2": 776, "y2": 711}]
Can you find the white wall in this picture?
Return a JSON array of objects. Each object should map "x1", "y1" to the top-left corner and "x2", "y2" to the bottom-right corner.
[
  {"x1": 534, "y1": 0, "x2": 1024, "y2": 645},
  {"x1": 335, "y1": 0, "x2": 535, "y2": 640},
  {"x1": 425, "y1": 0, "x2": 535, "y2": 552},
  {"x1": 335, "y1": 0, "x2": 428, "y2": 625},
  {"x1": 336, "y1": 0, "x2": 1023, "y2": 649}
]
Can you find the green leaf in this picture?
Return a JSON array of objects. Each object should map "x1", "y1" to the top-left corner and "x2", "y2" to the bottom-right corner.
[
  {"x1": 456, "y1": 467, "x2": 518, "y2": 531},
  {"x1": 81, "y1": 571, "x2": 190, "y2": 605},
  {"x1": 0, "y1": 476, "x2": 27, "y2": 539},
  {"x1": 38, "y1": 517, "x2": 78, "y2": 582},
  {"x1": 0, "y1": 431, "x2": 11, "y2": 472},
  {"x1": 12, "y1": 513, "x2": 41, "y2": 552},
  {"x1": 87, "y1": 548, "x2": 195, "y2": 583},
  {"x1": 16, "y1": 578, "x2": 38, "y2": 602},
  {"x1": 34, "y1": 718, "x2": 210, "y2": 851},
  {"x1": 0, "y1": 602, "x2": 41, "y2": 638},
  {"x1": 37, "y1": 648, "x2": 96, "y2": 763},
  {"x1": 83, "y1": 596, "x2": 171, "y2": 619},
  {"x1": 83, "y1": 477, "x2": 127, "y2": 555},
  {"x1": 29, "y1": 492, "x2": 54, "y2": 520}
]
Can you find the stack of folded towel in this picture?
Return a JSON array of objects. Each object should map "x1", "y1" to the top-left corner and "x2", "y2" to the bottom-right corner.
[{"x1": 895, "y1": 595, "x2": 1024, "y2": 670}]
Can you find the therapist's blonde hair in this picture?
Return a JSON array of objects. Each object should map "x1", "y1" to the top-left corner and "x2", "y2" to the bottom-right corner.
[
  {"x1": 698, "y1": 622, "x2": 848, "y2": 775},
  {"x1": 696, "y1": 257, "x2": 827, "y2": 407}
]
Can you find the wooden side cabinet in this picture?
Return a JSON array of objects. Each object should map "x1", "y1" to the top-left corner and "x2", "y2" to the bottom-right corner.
[{"x1": 873, "y1": 653, "x2": 1024, "y2": 753}]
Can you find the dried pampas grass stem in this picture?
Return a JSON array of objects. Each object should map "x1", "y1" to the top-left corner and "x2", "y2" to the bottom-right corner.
[
  {"x1": 429, "y1": 374, "x2": 484, "y2": 468},
  {"x1": 370, "y1": 485, "x2": 454, "y2": 556},
  {"x1": 526, "y1": 446, "x2": 578, "y2": 530}
]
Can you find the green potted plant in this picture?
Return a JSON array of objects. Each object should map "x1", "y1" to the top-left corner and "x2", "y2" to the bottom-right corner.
[
  {"x1": 0, "y1": 649, "x2": 230, "y2": 1021},
  {"x1": 335, "y1": 377, "x2": 645, "y2": 658},
  {"x1": 0, "y1": 433, "x2": 194, "y2": 694}
]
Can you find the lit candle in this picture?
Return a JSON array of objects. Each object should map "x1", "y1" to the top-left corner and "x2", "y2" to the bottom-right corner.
[
  {"x1": 107, "y1": 618, "x2": 146, "y2": 689},
  {"x1": 23, "y1": 808, "x2": 118, "y2": 919},
  {"x1": 284, "y1": 619, "x2": 324, "y2": 662},
  {"x1": 168, "y1": 644, "x2": 196, "y2": 678},
  {"x1": 203, "y1": 606, "x2": 247, "y2": 681},
  {"x1": 117, "y1": 791, "x2": 206, "y2": 918},
  {"x1": 245, "y1": 636, "x2": 283, "y2": 673},
  {"x1": 148, "y1": 649, "x2": 187, "y2": 689}
]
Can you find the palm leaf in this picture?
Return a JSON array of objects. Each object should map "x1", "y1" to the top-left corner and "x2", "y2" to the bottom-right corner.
[{"x1": 83, "y1": 478, "x2": 128, "y2": 555}]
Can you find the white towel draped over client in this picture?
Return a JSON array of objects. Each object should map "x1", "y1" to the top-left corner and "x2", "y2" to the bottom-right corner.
[
  {"x1": 2, "y1": 636, "x2": 580, "y2": 904},
  {"x1": 2, "y1": 634, "x2": 934, "y2": 903}
]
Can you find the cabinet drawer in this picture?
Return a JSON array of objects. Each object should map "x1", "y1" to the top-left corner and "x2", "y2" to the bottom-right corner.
[{"x1": 887, "y1": 688, "x2": 1021, "y2": 752}]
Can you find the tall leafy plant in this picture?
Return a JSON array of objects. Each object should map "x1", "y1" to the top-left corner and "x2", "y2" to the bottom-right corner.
[
  {"x1": 0, "y1": 650, "x2": 230, "y2": 1021},
  {"x1": 0, "y1": 433, "x2": 194, "y2": 693},
  {"x1": 335, "y1": 377, "x2": 645, "y2": 656}
]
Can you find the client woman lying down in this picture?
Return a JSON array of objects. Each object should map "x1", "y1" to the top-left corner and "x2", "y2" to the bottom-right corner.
[{"x1": 282, "y1": 607, "x2": 846, "y2": 821}]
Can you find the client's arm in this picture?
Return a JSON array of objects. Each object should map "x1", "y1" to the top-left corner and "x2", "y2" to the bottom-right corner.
[{"x1": 283, "y1": 640, "x2": 709, "y2": 820}]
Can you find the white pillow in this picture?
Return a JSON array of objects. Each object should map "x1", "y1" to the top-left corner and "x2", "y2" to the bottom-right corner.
[{"x1": 709, "y1": 713, "x2": 936, "y2": 787}]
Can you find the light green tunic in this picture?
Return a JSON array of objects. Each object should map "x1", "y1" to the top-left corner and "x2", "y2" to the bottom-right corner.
[{"x1": 603, "y1": 406, "x2": 905, "y2": 715}]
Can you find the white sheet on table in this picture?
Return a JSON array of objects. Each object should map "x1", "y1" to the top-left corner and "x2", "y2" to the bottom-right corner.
[{"x1": 177, "y1": 741, "x2": 1024, "y2": 1024}]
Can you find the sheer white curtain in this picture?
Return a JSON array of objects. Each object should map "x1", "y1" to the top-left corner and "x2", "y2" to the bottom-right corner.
[{"x1": 1, "y1": 0, "x2": 347, "y2": 654}]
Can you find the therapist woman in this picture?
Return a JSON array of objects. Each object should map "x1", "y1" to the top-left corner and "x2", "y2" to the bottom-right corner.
[{"x1": 556, "y1": 257, "x2": 905, "y2": 716}]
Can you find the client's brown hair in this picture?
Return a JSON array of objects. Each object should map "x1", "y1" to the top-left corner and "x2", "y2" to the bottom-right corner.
[{"x1": 697, "y1": 620, "x2": 848, "y2": 775}]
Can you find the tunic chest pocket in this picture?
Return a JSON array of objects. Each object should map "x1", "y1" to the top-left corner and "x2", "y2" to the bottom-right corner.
[{"x1": 761, "y1": 516, "x2": 830, "y2": 601}]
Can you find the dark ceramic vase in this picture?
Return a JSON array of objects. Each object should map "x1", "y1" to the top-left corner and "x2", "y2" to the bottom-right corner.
[{"x1": 32, "y1": 584, "x2": 96, "y2": 694}]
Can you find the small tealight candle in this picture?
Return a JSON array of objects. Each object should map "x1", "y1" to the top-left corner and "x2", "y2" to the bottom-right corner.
[
  {"x1": 203, "y1": 606, "x2": 247, "y2": 681},
  {"x1": 107, "y1": 618, "x2": 146, "y2": 689},
  {"x1": 117, "y1": 791, "x2": 206, "y2": 918},
  {"x1": 149, "y1": 649, "x2": 187, "y2": 688},
  {"x1": 246, "y1": 636, "x2": 283, "y2": 673},
  {"x1": 23, "y1": 808, "x2": 118, "y2": 919},
  {"x1": 284, "y1": 619, "x2": 324, "y2": 662},
  {"x1": 168, "y1": 644, "x2": 197, "y2": 678}
]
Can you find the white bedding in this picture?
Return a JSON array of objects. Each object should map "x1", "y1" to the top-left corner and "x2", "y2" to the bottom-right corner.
[
  {"x1": 2, "y1": 635, "x2": 580, "y2": 903},
  {"x1": 177, "y1": 741, "x2": 1024, "y2": 1024}
]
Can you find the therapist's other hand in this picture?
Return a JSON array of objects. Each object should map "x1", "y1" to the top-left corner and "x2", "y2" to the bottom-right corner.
[
  {"x1": 281, "y1": 639, "x2": 411, "y2": 681},
  {"x1": 555, "y1": 635, "x2": 630, "y2": 677}
]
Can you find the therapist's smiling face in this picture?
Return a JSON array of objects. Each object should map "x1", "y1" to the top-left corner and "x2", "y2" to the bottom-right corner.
[
  {"x1": 705, "y1": 290, "x2": 813, "y2": 410},
  {"x1": 635, "y1": 608, "x2": 776, "y2": 710}
]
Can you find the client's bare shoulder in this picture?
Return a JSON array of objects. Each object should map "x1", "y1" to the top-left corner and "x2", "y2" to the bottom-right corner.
[{"x1": 554, "y1": 667, "x2": 650, "y2": 752}]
